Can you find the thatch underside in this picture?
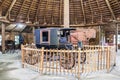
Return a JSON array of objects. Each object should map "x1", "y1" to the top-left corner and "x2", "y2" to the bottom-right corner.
[{"x1": 0, "y1": 0, "x2": 120, "y2": 31}]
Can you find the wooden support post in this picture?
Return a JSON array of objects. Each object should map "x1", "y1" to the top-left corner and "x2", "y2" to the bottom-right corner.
[
  {"x1": 106, "y1": 47, "x2": 110, "y2": 72},
  {"x1": 77, "y1": 48, "x2": 81, "y2": 79},
  {"x1": 115, "y1": 23, "x2": 118, "y2": 52},
  {"x1": 32, "y1": 27, "x2": 35, "y2": 43},
  {"x1": 99, "y1": 26, "x2": 101, "y2": 45},
  {"x1": 2, "y1": 23, "x2": 5, "y2": 54},
  {"x1": 64, "y1": 0, "x2": 69, "y2": 28},
  {"x1": 21, "y1": 45, "x2": 25, "y2": 68},
  {"x1": 40, "y1": 47, "x2": 44, "y2": 74}
]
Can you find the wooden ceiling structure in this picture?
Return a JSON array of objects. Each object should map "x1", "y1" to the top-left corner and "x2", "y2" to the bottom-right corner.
[{"x1": 0, "y1": 0, "x2": 120, "y2": 29}]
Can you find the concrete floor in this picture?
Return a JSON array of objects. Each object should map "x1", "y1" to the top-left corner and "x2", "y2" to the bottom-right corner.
[{"x1": 0, "y1": 50, "x2": 120, "y2": 80}]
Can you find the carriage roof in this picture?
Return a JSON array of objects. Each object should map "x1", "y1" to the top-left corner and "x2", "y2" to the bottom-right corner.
[{"x1": 36, "y1": 28, "x2": 76, "y2": 31}]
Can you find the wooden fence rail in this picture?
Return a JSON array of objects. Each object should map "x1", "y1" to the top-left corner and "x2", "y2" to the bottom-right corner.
[{"x1": 21, "y1": 44, "x2": 116, "y2": 79}]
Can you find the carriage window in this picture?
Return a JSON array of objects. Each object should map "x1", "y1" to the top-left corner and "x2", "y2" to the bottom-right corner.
[{"x1": 42, "y1": 31, "x2": 49, "y2": 42}]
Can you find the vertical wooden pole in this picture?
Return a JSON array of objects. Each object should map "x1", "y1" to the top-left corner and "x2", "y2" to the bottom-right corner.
[
  {"x1": 32, "y1": 27, "x2": 35, "y2": 43},
  {"x1": 40, "y1": 47, "x2": 44, "y2": 74},
  {"x1": 99, "y1": 26, "x2": 101, "y2": 45},
  {"x1": 115, "y1": 23, "x2": 118, "y2": 52},
  {"x1": 21, "y1": 45, "x2": 25, "y2": 68},
  {"x1": 113, "y1": 46, "x2": 116, "y2": 66},
  {"x1": 2, "y1": 23, "x2": 5, "y2": 54},
  {"x1": 64, "y1": 0, "x2": 69, "y2": 28},
  {"x1": 106, "y1": 46, "x2": 110, "y2": 72},
  {"x1": 78, "y1": 48, "x2": 81, "y2": 79}
]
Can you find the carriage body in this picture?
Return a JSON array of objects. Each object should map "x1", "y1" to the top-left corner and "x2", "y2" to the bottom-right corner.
[
  {"x1": 26, "y1": 28, "x2": 86, "y2": 69},
  {"x1": 35, "y1": 28, "x2": 76, "y2": 49}
]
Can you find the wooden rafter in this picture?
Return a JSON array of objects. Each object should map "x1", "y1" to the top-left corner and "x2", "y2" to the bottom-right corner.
[
  {"x1": 105, "y1": 0, "x2": 116, "y2": 20},
  {"x1": 44, "y1": 0, "x2": 49, "y2": 24},
  {"x1": 0, "y1": 0, "x2": 6, "y2": 9},
  {"x1": 51, "y1": 0, "x2": 55, "y2": 24},
  {"x1": 70, "y1": 0, "x2": 75, "y2": 24},
  {"x1": 26, "y1": 0, "x2": 34, "y2": 21},
  {"x1": 115, "y1": 0, "x2": 120, "y2": 17},
  {"x1": 80, "y1": 0, "x2": 86, "y2": 24},
  {"x1": 72, "y1": 0, "x2": 77, "y2": 24},
  {"x1": 35, "y1": 0, "x2": 42, "y2": 22},
  {"x1": 88, "y1": 0, "x2": 94, "y2": 23},
  {"x1": 96, "y1": 0, "x2": 103, "y2": 22},
  {"x1": 115, "y1": 0, "x2": 120, "y2": 8},
  {"x1": 16, "y1": 0, "x2": 26, "y2": 18},
  {"x1": 70, "y1": 23, "x2": 107, "y2": 27},
  {"x1": 0, "y1": 0, "x2": 6, "y2": 16},
  {"x1": 59, "y1": 0, "x2": 62, "y2": 24},
  {"x1": 5, "y1": 0, "x2": 17, "y2": 17}
]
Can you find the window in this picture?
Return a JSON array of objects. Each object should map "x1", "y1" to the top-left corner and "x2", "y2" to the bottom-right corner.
[
  {"x1": 42, "y1": 31, "x2": 48, "y2": 42},
  {"x1": 15, "y1": 35, "x2": 19, "y2": 45},
  {"x1": 41, "y1": 30, "x2": 50, "y2": 43}
]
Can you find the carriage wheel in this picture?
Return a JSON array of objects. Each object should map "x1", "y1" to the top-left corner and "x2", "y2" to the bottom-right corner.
[
  {"x1": 60, "y1": 53, "x2": 75, "y2": 69},
  {"x1": 24, "y1": 53, "x2": 38, "y2": 65},
  {"x1": 44, "y1": 52, "x2": 53, "y2": 60},
  {"x1": 75, "y1": 52, "x2": 86, "y2": 63},
  {"x1": 81, "y1": 52, "x2": 86, "y2": 63}
]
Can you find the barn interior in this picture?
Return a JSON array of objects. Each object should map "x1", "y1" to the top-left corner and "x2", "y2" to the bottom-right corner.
[{"x1": 0, "y1": 0, "x2": 120, "y2": 80}]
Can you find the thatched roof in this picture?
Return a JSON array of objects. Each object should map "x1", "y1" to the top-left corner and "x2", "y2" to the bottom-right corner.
[{"x1": 0, "y1": 0, "x2": 120, "y2": 31}]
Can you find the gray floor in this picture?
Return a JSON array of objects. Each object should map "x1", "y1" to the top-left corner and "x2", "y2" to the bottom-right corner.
[{"x1": 0, "y1": 50, "x2": 120, "y2": 80}]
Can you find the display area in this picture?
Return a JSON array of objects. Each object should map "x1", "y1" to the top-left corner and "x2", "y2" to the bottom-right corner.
[{"x1": 0, "y1": 0, "x2": 120, "y2": 80}]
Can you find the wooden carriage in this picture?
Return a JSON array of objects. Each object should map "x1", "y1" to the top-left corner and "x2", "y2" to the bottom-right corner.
[{"x1": 24, "y1": 28, "x2": 86, "y2": 69}]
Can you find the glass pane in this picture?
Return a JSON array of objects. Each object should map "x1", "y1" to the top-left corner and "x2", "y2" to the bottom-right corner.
[{"x1": 42, "y1": 31, "x2": 48, "y2": 42}]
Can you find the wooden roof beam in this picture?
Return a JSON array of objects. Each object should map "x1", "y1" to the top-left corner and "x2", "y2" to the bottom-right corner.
[
  {"x1": 96, "y1": 0, "x2": 103, "y2": 22},
  {"x1": 0, "y1": 0, "x2": 6, "y2": 16},
  {"x1": 115, "y1": 0, "x2": 120, "y2": 8},
  {"x1": 105, "y1": 0, "x2": 116, "y2": 20},
  {"x1": 44, "y1": 0, "x2": 49, "y2": 24},
  {"x1": 26, "y1": 0, "x2": 34, "y2": 22},
  {"x1": 5, "y1": 0, "x2": 17, "y2": 17},
  {"x1": 88, "y1": 0, "x2": 94, "y2": 23},
  {"x1": 51, "y1": 0, "x2": 55, "y2": 24},
  {"x1": 16, "y1": 0, "x2": 26, "y2": 18},
  {"x1": 80, "y1": 0, "x2": 86, "y2": 24},
  {"x1": 72, "y1": 1, "x2": 77, "y2": 24},
  {"x1": 0, "y1": 0, "x2": 6, "y2": 9},
  {"x1": 59, "y1": 0, "x2": 62, "y2": 24},
  {"x1": 35, "y1": 0, "x2": 42, "y2": 22}
]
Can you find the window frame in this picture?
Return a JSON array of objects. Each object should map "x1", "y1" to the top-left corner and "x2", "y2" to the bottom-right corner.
[{"x1": 40, "y1": 30, "x2": 50, "y2": 44}]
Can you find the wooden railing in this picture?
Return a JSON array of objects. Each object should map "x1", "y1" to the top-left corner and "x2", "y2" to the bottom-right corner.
[{"x1": 21, "y1": 45, "x2": 116, "y2": 79}]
